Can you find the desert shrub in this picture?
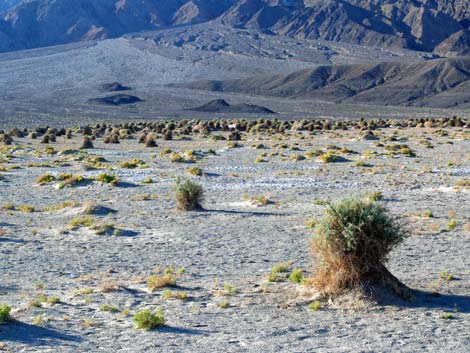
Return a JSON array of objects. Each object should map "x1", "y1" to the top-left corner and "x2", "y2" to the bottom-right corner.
[
  {"x1": 36, "y1": 173, "x2": 56, "y2": 185},
  {"x1": 147, "y1": 274, "x2": 177, "y2": 292},
  {"x1": 145, "y1": 136, "x2": 157, "y2": 147},
  {"x1": 119, "y1": 159, "x2": 147, "y2": 169},
  {"x1": 0, "y1": 305, "x2": 11, "y2": 324},
  {"x1": 289, "y1": 268, "x2": 304, "y2": 284},
  {"x1": 175, "y1": 178, "x2": 204, "y2": 211},
  {"x1": 80, "y1": 136, "x2": 94, "y2": 149},
  {"x1": 95, "y1": 173, "x2": 119, "y2": 186},
  {"x1": 187, "y1": 167, "x2": 202, "y2": 176},
  {"x1": 319, "y1": 152, "x2": 347, "y2": 163},
  {"x1": 133, "y1": 308, "x2": 165, "y2": 330},
  {"x1": 310, "y1": 197, "x2": 408, "y2": 296}
]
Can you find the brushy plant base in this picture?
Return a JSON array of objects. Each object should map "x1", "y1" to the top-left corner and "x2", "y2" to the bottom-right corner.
[
  {"x1": 310, "y1": 197, "x2": 410, "y2": 300},
  {"x1": 175, "y1": 178, "x2": 204, "y2": 211}
]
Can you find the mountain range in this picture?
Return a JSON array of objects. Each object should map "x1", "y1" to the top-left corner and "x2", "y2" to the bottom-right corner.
[{"x1": 1, "y1": 0, "x2": 470, "y2": 55}]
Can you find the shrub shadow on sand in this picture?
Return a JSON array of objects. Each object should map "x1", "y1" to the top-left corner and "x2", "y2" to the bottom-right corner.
[
  {"x1": 373, "y1": 287, "x2": 470, "y2": 313},
  {"x1": 2, "y1": 321, "x2": 81, "y2": 345}
]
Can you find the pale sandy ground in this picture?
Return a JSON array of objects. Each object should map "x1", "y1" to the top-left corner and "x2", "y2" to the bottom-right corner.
[{"x1": 0, "y1": 126, "x2": 469, "y2": 352}]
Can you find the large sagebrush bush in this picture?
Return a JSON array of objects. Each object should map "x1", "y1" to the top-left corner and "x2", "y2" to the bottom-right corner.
[{"x1": 310, "y1": 197, "x2": 408, "y2": 296}]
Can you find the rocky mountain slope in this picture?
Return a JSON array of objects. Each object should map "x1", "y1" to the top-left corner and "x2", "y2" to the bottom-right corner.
[
  {"x1": 1, "y1": 0, "x2": 470, "y2": 54},
  {"x1": 173, "y1": 57, "x2": 470, "y2": 108}
]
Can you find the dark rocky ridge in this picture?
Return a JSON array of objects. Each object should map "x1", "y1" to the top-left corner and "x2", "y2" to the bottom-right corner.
[
  {"x1": 1, "y1": 0, "x2": 470, "y2": 54},
  {"x1": 88, "y1": 94, "x2": 143, "y2": 106},
  {"x1": 173, "y1": 57, "x2": 470, "y2": 108}
]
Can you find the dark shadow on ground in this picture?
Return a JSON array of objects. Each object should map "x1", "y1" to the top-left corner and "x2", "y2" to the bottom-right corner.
[
  {"x1": 117, "y1": 229, "x2": 138, "y2": 237},
  {"x1": 0, "y1": 222, "x2": 15, "y2": 227},
  {"x1": 0, "y1": 237, "x2": 25, "y2": 244},
  {"x1": 374, "y1": 286, "x2": 470, "y2": 313},
  {"x1": 116, "y1": 182, "x2": 140, "y2": 188},
  {"x1": 199, "y1": 208, "x2": 288, "y2": 217},
  {"x1": 1, "y1": 321, "x2": 81, "y2": 345},
  {"x1": 159, "y1": 325, "x2": 212, "y2": 336}
]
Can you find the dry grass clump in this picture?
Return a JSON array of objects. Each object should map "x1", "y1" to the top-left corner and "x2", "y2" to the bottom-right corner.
[
  {"x1": 310, "y1": 197, "x2": 409, "y2": 298},
  {"x1": 175, "y1": 178, "x2": 204, "y2": 211},
  {"x1": 147, "y1": 274, "x2": 177, "y2": 292}
]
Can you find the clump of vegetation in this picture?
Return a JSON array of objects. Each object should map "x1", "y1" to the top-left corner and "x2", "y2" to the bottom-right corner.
[
  {"x1": 57, "y1": 174, "x2": 86, "y2": 189},
  {"x1": 147, "y1": 274, "x2": 177, "y2": 292},
  {"x1": 19, "y1": 205, "x2": 35, "y2": 213},
  {"x1": 175, "y1": 178, "x2": 204, "y2": 211},
  {"x1": 100, "y1": 304, "x2": 119, "y2": 313},
  {"x1": 80, "y1": 136, "x2": 94, "y2": 149},
  {"x1": 307, "y1": 300, "x2": 321, "y2": 311},
  {"x1": 35, "y1": 173, "x2": 56, "y2": 185},
  {"x1": 133, "y1": 308, "x2": 165, "y2": 330},
  {"x1": 187, "y1": 166, "x2": 203, "y2": 176},
  {"x1": 448, "y1": 219, "x2": 457, "y2": 231},
  {"x1": 267, "y1": 261, "x2": 293, "y2": 282},
  {"x1": 310, "y1": 197, "x2": 409, "y2": 297},
  {"x1": 365, "y1": 191, "x2": 383, "y2": 202},
  {"x1": 95, "y1": 173, "x2": 119, "y2": 186},
  {"x1": 289, "y1": 268, "x2": 304, "y2": 284},
  {"x1": 0, "y1": 305, "x2": 11, "y2": 324},
  {"x1": 68, "y1": 216, "x2": 94, "y2": 230},
  {"x1": 319, "y1": 152, "x2": 347, "y2": 163},
  {"x1": 119, "y1": 159, "x2": 147, "y2": 169}
]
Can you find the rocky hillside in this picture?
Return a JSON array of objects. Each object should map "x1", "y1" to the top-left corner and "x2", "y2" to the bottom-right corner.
[
  {"x1": 172, "y1": 57, "x2": 470, "y2": 108},
  {"x1": 1, "y1": 0, "x2": 470, "y2": 55}
]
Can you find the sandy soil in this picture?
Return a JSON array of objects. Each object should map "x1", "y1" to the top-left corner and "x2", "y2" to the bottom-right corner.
[{"x1": 0, "y1": 125, "x2": 469, "y2": 352}]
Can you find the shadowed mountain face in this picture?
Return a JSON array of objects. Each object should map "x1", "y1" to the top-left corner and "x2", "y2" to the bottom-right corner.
[
  {"x1": 0, "y1": 0, "x2": 236, "y2": 52},
  {"x1": 0, "y1": 0, "x2": 21, "y2": 13},
  {"x1": 1, "y1": 0, "x2": 470, "y2": 54},
  {"x1": 173, "y1": 57, "x2": 470, "y2": 108}
]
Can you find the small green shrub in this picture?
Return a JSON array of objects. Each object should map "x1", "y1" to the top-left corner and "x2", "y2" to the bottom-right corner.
[
  {"x1": 175, "y1": 178, "x2": 204, "y2": 211},
  {"x1": 289, "y1": 268, "x2": 304, "y2": 284},
  {"x1": 0, "y1": 305, "x2": 11, "y2": 324},
  {"x1": 307, "y1": 300, "x2": 321, "y2": 311},
  {"x1": 95, "y1": 173, "x2": 119, "y2": 186},
  {"x1": 133, "y1": 308, "x2": 165, "y2": 330}
]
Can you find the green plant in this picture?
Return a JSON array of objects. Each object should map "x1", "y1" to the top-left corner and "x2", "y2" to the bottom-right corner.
[
  {"x1": 35, "y1": 173, "x2": 55, "y2": 185},
  {"x1": 448, "y1": 219, "x2": 457, "y2": 231},
  {"x1": 307, "y1": 300, "x2": 321, "y2": 311},
  {"x1": 133, "y1": 308, "x2": 165, "y2": 330},
  {"x1": 100, "y1": 304, "x2": 119, "y2": 313},
  {"x1": 147, "y1": 274, "x2": 177, "y2": 292},
  {"x1": 223, "y1": 284, "x2": 237, "y2": 295},
  {"x1": 175, "y1": 178, "x2": 204, "y2": 211},
  {"x1": 95, "y1": 173, "x2": 119, "y2": 186},
  {"x1": 0, "y1": 305, "x2": 11, "y2": 324},
  {"x1": 289, "y1": 268, "x2": 304, "y2": 284},
  {"x1": 440, "y1": 313, "x2": 454, "y2": 319},
  {"x1": 218, "y1": 300, "x2": 230, "y2": 309},
  {"x1": 310, "y1": 197, "x2": 408, "y2": 296},
  {"x1": 187, "y1": 166, "x2": 203, "y2": 176}
]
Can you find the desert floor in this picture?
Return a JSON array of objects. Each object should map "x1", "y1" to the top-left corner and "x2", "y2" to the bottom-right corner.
[{"x1": 0, "y1": 125, "x2": 469, "y2": 352}]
